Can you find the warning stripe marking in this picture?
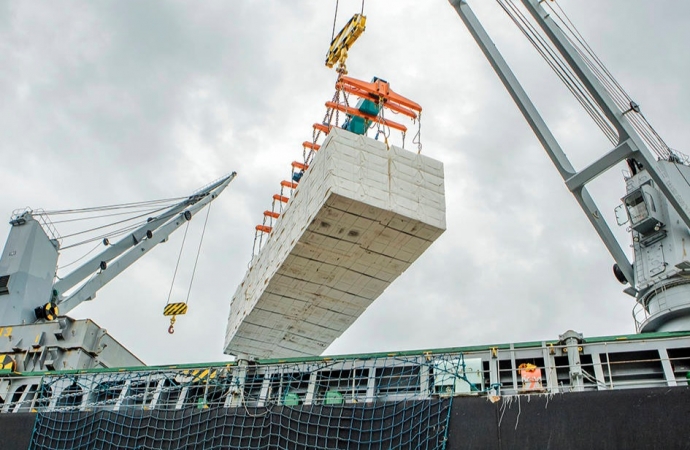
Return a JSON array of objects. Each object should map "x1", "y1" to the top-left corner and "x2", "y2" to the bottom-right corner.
[
  {"x1": 0, "y1": 355, "x2": 15, "y2": 371},
  {"x1": 163, "y1": 303, "x2": 188, "y2": 316},
  {"x1": 182, "y1": 368, "x2": 218, "y2": 382}
]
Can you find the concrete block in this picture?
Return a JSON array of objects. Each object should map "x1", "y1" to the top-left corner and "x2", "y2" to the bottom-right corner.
[{"x1": 225, "y1": 127, "x2": 445, "y2": 358}]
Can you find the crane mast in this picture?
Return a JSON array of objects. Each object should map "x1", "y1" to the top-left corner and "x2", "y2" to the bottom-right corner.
[{"x1": 449, "y1": 0, "x2": 690, "y2": 333}]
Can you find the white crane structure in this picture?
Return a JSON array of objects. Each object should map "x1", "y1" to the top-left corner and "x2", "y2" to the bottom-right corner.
[
  {"x1": 450, "y1": 0, "x2": 690, "y2": 333},
  {"x1": 0, "y1": 173, "x2": 235, "y2": 371}
]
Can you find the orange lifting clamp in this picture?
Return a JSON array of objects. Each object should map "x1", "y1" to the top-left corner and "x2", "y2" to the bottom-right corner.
[
  {"x1": 302, "y1": 141, "x2": 321, "y2": 152},
  {"x1": 255, "y1": 225, "x2": 273, "y2": 234},
  {"x1": 291, "y1": 161, "x2": 308, "y2": 171},
  {"x1": 313, "y1": 123, "x2": 334, "y2": 135},
  {"x1": 280, "y1": 180, "x2": 298, "y2": 189}
]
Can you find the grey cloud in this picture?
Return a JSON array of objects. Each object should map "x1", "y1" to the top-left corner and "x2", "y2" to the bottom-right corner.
[{"x1": 0, "y1": 1, "x2": 687, "y2": 365}]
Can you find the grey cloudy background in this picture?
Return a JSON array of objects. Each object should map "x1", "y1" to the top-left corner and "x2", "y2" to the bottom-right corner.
[{"x1": 1, "y1": 1, "x2": 689, "y2": 365}]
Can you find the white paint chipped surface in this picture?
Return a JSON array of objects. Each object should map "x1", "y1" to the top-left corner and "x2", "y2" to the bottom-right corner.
[{"x1": 224, "y1": 128, "x2": 446, "y2": 358}]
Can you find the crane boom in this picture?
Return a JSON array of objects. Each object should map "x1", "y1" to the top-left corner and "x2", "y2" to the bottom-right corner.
[
  {"x1": 448, "y1": 0, "x2": 634, "y2": 283},
  {"x1": 449, "y1": 0, "x2": 690, "y2": 332},
  {"x1": 55, "y1": 173, "x2": 237, "y2": 315},
  {"x1": 0, "y1": 172, "x2": 236, "y2": 326}
]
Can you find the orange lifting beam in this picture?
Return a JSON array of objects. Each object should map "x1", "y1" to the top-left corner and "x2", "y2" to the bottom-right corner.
[
  {"x1": 273, "y1": 194, "x2": 290, "y2": 203},
  {"x1": 291, "y1": 161, "x2": 309, "y2": 171},
  {"x1": 255, "y1": 225, "x2": 272, "y2": 233},
  {"x1": 302, "y1": 141, "x2": 321, "y2": 151},
  {"x1": 264, "y1": 210, "x2": 280, "y2": 219},
  {"x1": 336, "y1": 76, "x2": 422, "y2": 120},
  {"x1": 281, "y1": 180, "x2": 298, "y2": 189},
  {"x1": 325, "y1": 101, "x2": 408, "y2": 133}
]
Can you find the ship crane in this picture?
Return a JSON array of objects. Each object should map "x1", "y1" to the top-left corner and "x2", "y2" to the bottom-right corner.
[
  {"x1": 450, "y1": 0, "x2": 690, "y2": 333},
  {"x1": 0, "y1": 173, "x2": 235, "y2": 371}
]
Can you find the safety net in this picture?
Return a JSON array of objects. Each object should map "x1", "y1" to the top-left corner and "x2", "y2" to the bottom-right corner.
[{"x1": 27, "y1": 353, "x2": 479, "y2": 449}]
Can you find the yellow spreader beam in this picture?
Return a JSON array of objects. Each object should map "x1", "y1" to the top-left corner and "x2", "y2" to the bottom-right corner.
[{"x1": 325, "y1": 14, "x2": 366, "y2": 70}]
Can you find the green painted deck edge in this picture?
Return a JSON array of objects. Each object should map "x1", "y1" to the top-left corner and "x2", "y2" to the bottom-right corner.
[{"x1": 7, "y1": 331, "x2": 690, "y2": 378}]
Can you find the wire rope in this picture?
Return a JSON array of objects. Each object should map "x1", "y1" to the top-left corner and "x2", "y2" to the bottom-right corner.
[
  {"x1": 166, "y1": 220, "x2": 191, "y2": 306},
  {"x1": 57, "y1": 205, "x2": 172, "y2": 240},
  {"x1": 542, "y1": 0, "x2": 675, "y2": 161},
  {"x1": 184, "y1": 204, "x2": 212, "y2": 306},
  {"x1": 39, "y1": 197, "x2": 186, "y2": 216},
  {"x1": 47, "y1": 206, "x2": 174, "y2": 225},
  {"x1": 497, "y1": 0, "x2": 618, "y2": 144},
  {"x1": 59, "y1": 220, "x2": 149, "y2": 250},
  {"x1": 56, "y1": 242, "x2": 103, "y2": 270},
  {"x1": 330, "y1": 0, "x2": 339, "y2": 42}
]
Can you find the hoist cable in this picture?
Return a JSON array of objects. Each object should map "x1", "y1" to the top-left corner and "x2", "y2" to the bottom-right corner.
[
  {"x1": 40, "y1": 197, "x2": 186, "y2": 216},
  {"x1": 497, "y1": 0, "x2": 618, "y2": 144},
  {"x1": 503, "y1": 0, "x2": 620, "y2": 143},
  {"x1": 57, "y1": 242, "x2": 103, "y2": 271},
  {"x1": 560, "y1": 29, "x2": 670, "y2": 158},
  {"x1": 59, "y1": 221, "x2": 147, "y2": 250},
  {"x1": 166, "y1": 220, "x2": 191, "y2": 306},
  {"x1": 184, "y1": 203, "x2": 212, "y2": 306},
  {"x1": 57, "y1": 205, "x2": 173, "y2": 240},
  {"x1": 544, "y1": 0, "x2": 673, "y2": 160},
  {"x1": 47, "y1": 206, "x2": 173, "y2": 225},
  {"x1": 499, "y1": 0, "x2": 610, "y2": 136},
  {"x1": 549, "y1": 1, "x2": 632, "y2": 103},
  {"x1": 501, "y1": 0, "x2": 617, "y2": 143},
  {"x1": 331, "y1": 0, "x2": 339, "y2": 42}
]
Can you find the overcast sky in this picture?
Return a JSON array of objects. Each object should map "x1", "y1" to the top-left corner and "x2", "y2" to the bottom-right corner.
[{"x1": 1, "y1": 0, "x2": 689, "y2": 366}]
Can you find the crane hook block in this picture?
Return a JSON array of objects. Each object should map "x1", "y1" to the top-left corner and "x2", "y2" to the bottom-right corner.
[
  {"x1": 168, "y1": 316, "x2": 176, "y2": 334},
  {"x1": 163, "y1": 302, "x2": 188, "y2": 316}
]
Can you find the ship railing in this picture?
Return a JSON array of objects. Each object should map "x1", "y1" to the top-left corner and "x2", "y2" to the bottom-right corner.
[
  {"x1": 10, "y1": 207, "x2": 62, "y2": 244},
  {"x1": 2, "y1": 335, "x2": 690, "y2": 413},
  {"x1": 632, "y1": 301, "x2": 649, "y2": 333},
  {"x1": 0, "y1": 355, "x2": 478, "y2": 413}
]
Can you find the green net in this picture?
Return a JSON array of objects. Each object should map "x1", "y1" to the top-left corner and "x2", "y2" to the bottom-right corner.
[{"x1": 27, "y1": 353, "x2": 482, "y2": 449}]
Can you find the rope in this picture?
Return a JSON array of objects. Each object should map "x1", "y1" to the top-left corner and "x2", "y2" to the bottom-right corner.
[
  {"x1": 330, "y1": 0, "x2": 339, "y2": 42},
  {"x1": 55, "y1": 205, "x2": 171, "y2": 240},
  {"x1": 56, "y1": 242, "x2": 102, "y2": 270},
  {"x1": 39, "y1": 197, "x2": 186, "y2": 216},
  {"x1": 59, "y1": 222, "x2": 148, "y2": 250},
  {"x1": 496, "y1": 0, "x2": 618, "y2": 145},
  {"x1": 184, "y1": 203, "x2": 212, "y2": 306},
  {"x1": 530, "y1": 0, "x2": 676, "y2": 161},
  {"x1": 166, "y1": 220, "x2": 190, "y2": 306},
  {"x1": 47, "y1": 206, "x2": 172, "y2": 225}
]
